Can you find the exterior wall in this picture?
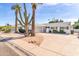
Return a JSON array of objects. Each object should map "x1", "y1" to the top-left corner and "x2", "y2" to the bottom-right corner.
[
  {"x1": 35, "y1": 25, "x2": 41, "y2": 33},
  {"x1": 57, "y1": 27, "x2": 60, "y2": 32}
]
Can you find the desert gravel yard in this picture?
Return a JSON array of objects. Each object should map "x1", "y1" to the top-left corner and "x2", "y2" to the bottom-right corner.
[{"x1": 0, "y1": 33, "x2": 79, "y2": 55}]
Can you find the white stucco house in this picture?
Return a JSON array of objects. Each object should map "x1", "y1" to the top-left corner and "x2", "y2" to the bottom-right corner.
[{"x1": 35, "y1": 22, "x2": 73, "y2": 34}]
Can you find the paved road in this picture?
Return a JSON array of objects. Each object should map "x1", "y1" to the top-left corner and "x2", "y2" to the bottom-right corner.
[{"x1": 0, "y1": 42, "x2": 19, "y2": 56}]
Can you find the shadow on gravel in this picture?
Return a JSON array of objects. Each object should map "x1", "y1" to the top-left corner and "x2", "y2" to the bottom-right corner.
[
  {"x1": 0, "y1": 36, "x2": 25, "y2": 42},
  {"x1": 0, "y1": 38, "x2": 13, "y2": 42}
]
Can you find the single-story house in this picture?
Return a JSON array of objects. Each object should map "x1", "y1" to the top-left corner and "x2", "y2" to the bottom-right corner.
[{"x1": 35, "y1": 22, "x2": 73, "y2": 34}]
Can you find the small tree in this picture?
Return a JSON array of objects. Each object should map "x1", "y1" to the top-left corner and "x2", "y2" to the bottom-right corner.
[
  {"x1": 60, "y1": 19, "x2": 63, "y2": 22},
  {"x1": 73, "y1": 18, "x2": 79, "y2": 29},
  {"x1": 49, "y1": 18, "x2": 63, "y2": 23}
]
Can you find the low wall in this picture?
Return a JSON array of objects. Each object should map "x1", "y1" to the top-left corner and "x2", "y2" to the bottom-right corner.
[{"x1": 74, "y1": 29, "x2": 79, "y2": 33}]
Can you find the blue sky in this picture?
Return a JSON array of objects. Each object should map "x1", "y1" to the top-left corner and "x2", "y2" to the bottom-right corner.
[{"x1": 0, "y1": 3, "x2": 79, "y2": 26}]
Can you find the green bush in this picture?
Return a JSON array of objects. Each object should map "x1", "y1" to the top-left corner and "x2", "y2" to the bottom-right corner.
[
  {"x1": 4, "y1": 29, "x2": 11, "y2": 33},
  {"x1": 53, "y1": 30, "x2": 58, "y2": 33},
  {"x1": 0, "y1": 26, "x2": 12, "y2": 33},
  {"x1": 0, "y1": 26, "x2": 3, "y2": 31},
  {"x1": 53, "y1": 30, "x2": 66, "y2": 34},
  {"x1": 74, "y1": 26, "x2": 79, "y2": 29},
  {"x1": 0, "y1": 26, "x2": 2, "y2": 29},
  {"x1": 4, "y1": 26, "x2": 11, "y2": 33},
  {"x1": 59, "y1": 30, "x2": 65, "y2": 34},
  {"x1": 1, "y1": 26, "x2": 6, "y2": 31}
]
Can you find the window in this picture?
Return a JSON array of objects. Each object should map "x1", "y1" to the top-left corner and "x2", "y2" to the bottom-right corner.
[
  {"x1": 67, "y1": 26, "x2": 69, "y2": 30},
  {"x1": 56, "y1": 27, "x2": 57, "y2": 29},
  {"x1": 51, "y1": 27, "x2": 54, "y2": 29},
  {"x1": 60, "y1": 27, "x2": 64, "y2": 30}
]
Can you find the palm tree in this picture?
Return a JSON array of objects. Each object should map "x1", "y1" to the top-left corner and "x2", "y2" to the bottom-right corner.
[
  {"x1": 12, "y1": 3, "x2": 42, "y2": 36},
  {"x1": 24, "y1": 3, "x2": 28, "y2": 36},
  {"x1": 31, "y1": 3, "x2": 42, "y2": 36},
  {"x1": 31, "y1": 3, "x2": 36, "y2": 36},
  {"x1": 11, "y1": 4, "x2": 20, "y2": 33}
]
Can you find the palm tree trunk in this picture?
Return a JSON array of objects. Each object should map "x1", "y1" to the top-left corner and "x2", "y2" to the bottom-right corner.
[
  {"x1": 24, "y1": 3, "x2": 28, "y2": 36},
  {"x1": 31, "y1": 8, "x2": 35, "y2": 36},
  {"x1": 15, "y1": 10, "x2": 18, "y2": 33}
]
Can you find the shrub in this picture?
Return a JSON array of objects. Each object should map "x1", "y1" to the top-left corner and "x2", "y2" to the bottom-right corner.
[
  {"x1": 1, "y1": 27, "x2": 6, "y2": 31},
  {"x1": 53, "y1": 30, "x2": 66, "y2": 34},
  {"x1": 71, "y1": 30, "x2": 74, "y2": 34},
  {"x1": 59, "y1": 30, "x2": 65, "y2": 33},
  {"x1": 74, "y1": 26, "x2": 79, "y2": 29},
  {"x1": 53, "y1": 30, "x2": 58, "y2": 33},
  {"x1": 4, "y1": 26, "x2": 11, "y2": 33},
  {"x1": 0, "y1": 26, "x2": 12, "y2": 33},
  {"x1": 19, "y1": 28, "x2": 25, "y2": 33},
  {"x1": 0, "y1": 26, "x2": 3, "y2": 31},
  {"x1": 0, "y1": 26, "x2": 2, "y2": 29},
  {"x1": 4, "y1": 29, "x2": 11, "y2": 33}
]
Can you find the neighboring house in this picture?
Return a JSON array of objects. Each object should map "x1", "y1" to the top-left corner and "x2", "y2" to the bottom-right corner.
[{"x1": 35, "y1": 22, "x2": 73, "y2": 34}]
